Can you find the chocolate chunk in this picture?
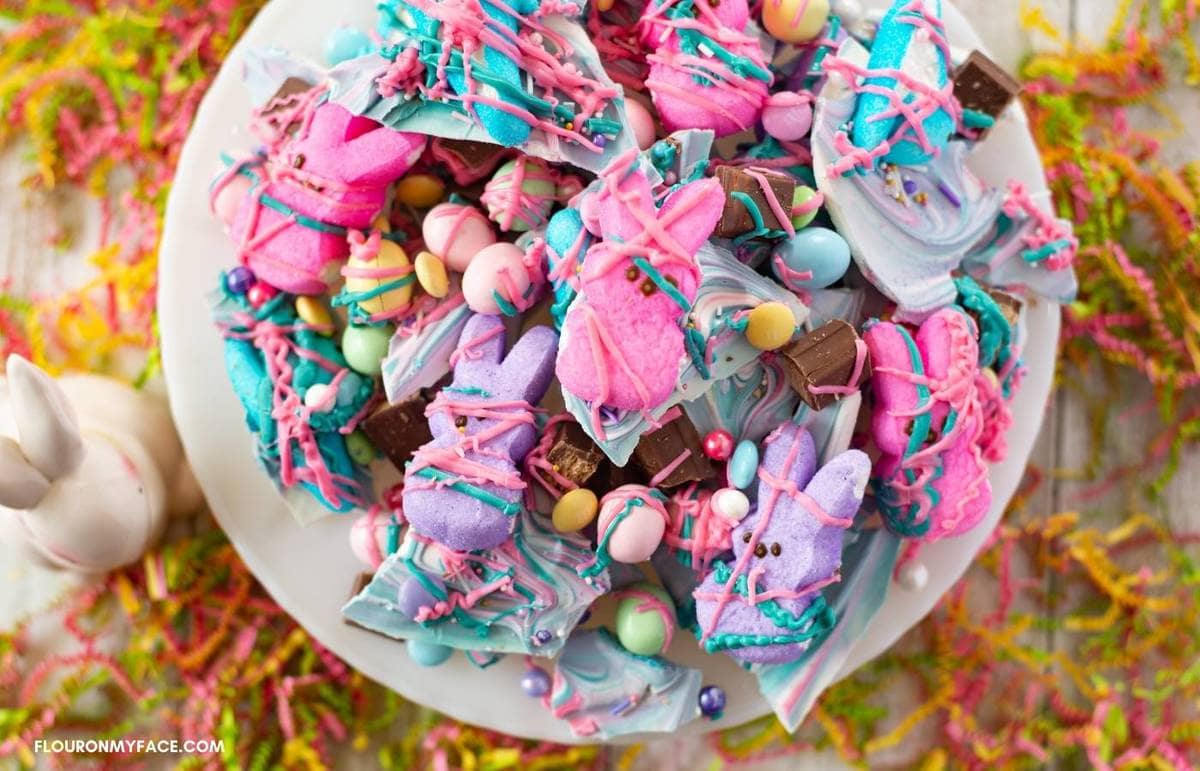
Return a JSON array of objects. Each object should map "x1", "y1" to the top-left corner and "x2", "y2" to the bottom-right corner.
[
  {"x1": 779, "y1": 320, "x2": 872, "y2": 410},
  {"x1": 632, "y1": 412, "x2": 714, "y2": 489},
  {"x1": 546, "y1": 421, "x2": 606, "y2": 490},
  {"x1": 713, "y1": 165, "x2": 796, "y2": 239},
  {"x1": 361, "y1": 397, "x2": 433, "y2": 472},
  {"x1": 430, "y1": 138, "x2": 512, "y2": 184},
  {"x1": 953, "y1": 51, "x2": 1022, "y2": 123}
]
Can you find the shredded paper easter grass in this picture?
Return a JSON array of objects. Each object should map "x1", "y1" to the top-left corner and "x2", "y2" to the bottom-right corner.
[{"x1": 1, "y1": 0, "x2": 1198, "y2": 768}]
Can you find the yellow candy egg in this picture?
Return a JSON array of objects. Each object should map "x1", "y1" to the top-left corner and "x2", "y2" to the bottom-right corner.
[
  {"x1": 295, "y1": 296, "x2": 334, "y2": 334},
  {"x1": 414, "y1": 251, "x2": 450, "y2": 299},
  {"x1": 345, "y1": 239, "x2": 414, "y2": 316},
  {"x1": 745, "y1": 301, "x2": 797, "y2": 350},
  {"x1": 762, "y1": 0, "x2": 830, "y2": 44},
  {"x1": 552, "y1": 488, "x2": 599, "y2": 533},
  {"x1": 395, "y1": 174, "x2": 446, "y2": 208}
]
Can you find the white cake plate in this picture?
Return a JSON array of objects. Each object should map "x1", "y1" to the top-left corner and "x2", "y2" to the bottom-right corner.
[{"x1": 159, "y1": 0, "x2": 1060, "y2": 744}]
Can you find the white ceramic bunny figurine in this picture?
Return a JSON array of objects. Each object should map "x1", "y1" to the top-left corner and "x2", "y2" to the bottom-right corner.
[{"x1": 0, "y1": 354, "x2": 201, "y2": 572}]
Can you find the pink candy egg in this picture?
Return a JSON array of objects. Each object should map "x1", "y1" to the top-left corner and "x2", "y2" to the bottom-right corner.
[
  {"x1": 625, "y1": 99, "x2": 658, "y2": 151},
  {"x1": 349, "y1": 509, "x2": 400, "y2": 569},
  {"x1": 762, "y1": 93, "x2": 814, "y2": 141},
  {"x1": 422, "y1": 203, "x2": 497, "y2": 273},
  {"x1": 597, "y1": 485, "x2": 667, "y2": 564},
  {"x1": 461, "y1": 242, "x2": 532, "y2": 314}
]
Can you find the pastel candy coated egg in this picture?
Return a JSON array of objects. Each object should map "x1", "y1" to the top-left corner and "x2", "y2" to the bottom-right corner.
[
  {"x1": 711, "y1": 488, "x2": 751, "y2": 522},
  {"x1": 727, "y1": 440, "x2": 759, "y2": 489},
  {"x1": 598, "y1": 494, "x2": 666, "y2": 564},
  {"x1": 615, "y1": 583, "x2": 676, "y2": 656},
  {"x1": 552, "y1": 488, "x2": 599, "y2": 532},
  {"x1": 790, "y1": 186, "x2": 822, "y2": 230},
  {"x1": 303, "y1": 383, "x2": 336, "y2": 413},
  {"x1": 483, "y1": 159, "x2": 559, "y2": 232},
  {"x1": 414, "y1": 251, "x2": 450, "y2": 299},
  {"x1": 295, "y1": 296, "x2": 334, "y2": 333},
  {"x1": 422, "y1": 203, "x2": 497, "y2": 273},
  {"x1": 345, "y1": 239, "x2": 413, "y2": 315},
  {"x1": 771, "y1": 226, "x2": 851, "y2": 290},
  {"x1": 462, "y1": 242, "x2": 532, "y2": 315},
  {"x1": 395, "y1": 173, "x2": 446, "y2": 208},
  {"x1": 397, "y1": 574, "x2": 445, "y2": 619},
  {"x1": 349, "y1": 512, "x2": 393, "y2": 569},
  {"x1": 342, "y1": 323, "x2": 395, "y2": 376},
  {"x1": 345, "y1": 430, "x2": 377, "y2": 465},
  {"x1": 324, "y1": 25, "x2": 373, "y2": 65},
  {"x1": 406, "y1": 639, "x2": 453, "y2": 667},
  {"x1": 761, "y1": 93, "x2": 813, "y2": 141},
  {"x1": 762, "y1": 0, "x2": 830, "y2": 43},
  {"x1": 745, "y1": 302, "x2": 797, "y2": 350},
  {"x1": 625, "y1": 99, "x2": 658, "y2": 151}
]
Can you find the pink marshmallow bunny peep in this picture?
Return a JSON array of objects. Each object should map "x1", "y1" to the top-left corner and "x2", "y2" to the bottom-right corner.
[
  {"x1": 213, "y1": 98, "x2": 427, "y2": 295},
  {"x1": 641, "y1": 0, "x2": 773, "y2": 137},
  {"x1": 864, "y1": 308, "x2": 992, "y2": 542},
  {"x1": 556, "y1": 151, "x2": 724, "y2": 430}
]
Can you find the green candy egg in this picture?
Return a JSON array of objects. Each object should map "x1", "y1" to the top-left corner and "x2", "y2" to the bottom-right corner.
[
  {"x1": 485, "y1": 159, "x2": 558, "y2": 232},
  {"x1": 615, "y1": 582, "x2": 676, "y2": 657},
  {"x1": 346, "y1": 430, "x2": 377, "y2": 465},
  {"x1": 791, "y1": 186, "x2": 821, "y2": 230},
  {"x1": 342, "y1": 323, "x2": 395, "y2": 376}
]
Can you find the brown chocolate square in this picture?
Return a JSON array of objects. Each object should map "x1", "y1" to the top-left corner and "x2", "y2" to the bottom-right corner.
[
  {"x1": 546, "y1": 421, "x2": 606, "y2": 490},
  {"x1": 361, "y1": 397, "x2": 433, "y2": 473},
  {"x1": 953, "y1": 50, "x2": 1022, "y2": 121},
  {"x1": 713, "y1": 165, "x2": 796, "y2": 239},
  {"x1": 632, "y1": 412, "x2": 714, "y2": 489},
  {"x1": 779, "y1": 320, "x2": 872, "y2": 410}
]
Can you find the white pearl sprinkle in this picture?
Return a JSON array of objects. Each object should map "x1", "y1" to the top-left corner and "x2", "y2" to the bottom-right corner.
[{"x1": 897, "y1": 561, "x2": 929, "y2": 591}]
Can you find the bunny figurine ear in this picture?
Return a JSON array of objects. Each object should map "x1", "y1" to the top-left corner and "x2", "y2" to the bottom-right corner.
[
  {"x1": 0, "y1": 435, "x2": 50, "y2": 510},
  {"x1": 498, "y1": 325, "x2": 560, "y2": 403},
  {"x1": 6, "y1": 355, "x2": 85, "y2": 481},
  {"x1": 804, "y1": 449, "x2": 872, "y2": 523},
  {"x1": 757, "y1": 423, "x2": 818, "y2": 497},
  {"x1": 656, "y1": 177, "x2": 725, "y2": 258},
  {"x1": 451, "y1": 314, "x2": 508, "y2": 385}
]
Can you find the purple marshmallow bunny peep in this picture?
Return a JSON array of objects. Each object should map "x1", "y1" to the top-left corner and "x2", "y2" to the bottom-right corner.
[
  {"x1": 694, "y1": 423, "x2": 870, "y2": 664},
  {"x1": 404, "y1": 314, "x2": 559, "y2": 552},
  {"x1": 213, "y1": 100, "x2": 427, "y2": 295}
]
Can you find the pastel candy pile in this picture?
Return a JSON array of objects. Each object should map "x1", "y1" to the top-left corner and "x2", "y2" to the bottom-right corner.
[{"x1": 206, "y1": 0, "x2": 1072, "y2": 738}]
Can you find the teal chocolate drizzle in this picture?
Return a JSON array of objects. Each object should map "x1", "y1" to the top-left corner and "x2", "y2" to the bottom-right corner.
[
  {"x1": 655, "y1": 0, "x2": 772, "y2": 87},
  {"x1": 408, "y1": 465, "x2": 524, "y2": 518},
  {"x1": 698, "y1": 560, "x2": 836, "y2": 654}
]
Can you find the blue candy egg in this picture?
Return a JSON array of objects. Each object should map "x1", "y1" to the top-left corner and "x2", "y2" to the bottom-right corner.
[
  {"x1": 406, "y1": 639, "x2": 453, "y2": 667},
  {"x1": 727, "y1": 440, "x2": 759, "y2": 490},
  {"x1": 336, "y1": 372, "x2": 366, "y2": 406},
  {"x1": 324, "y1": 26, "x2": 373, "y2": 66},
  {"x1": 771, "y1": 227, "x2": 852, "y2": 291}
]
